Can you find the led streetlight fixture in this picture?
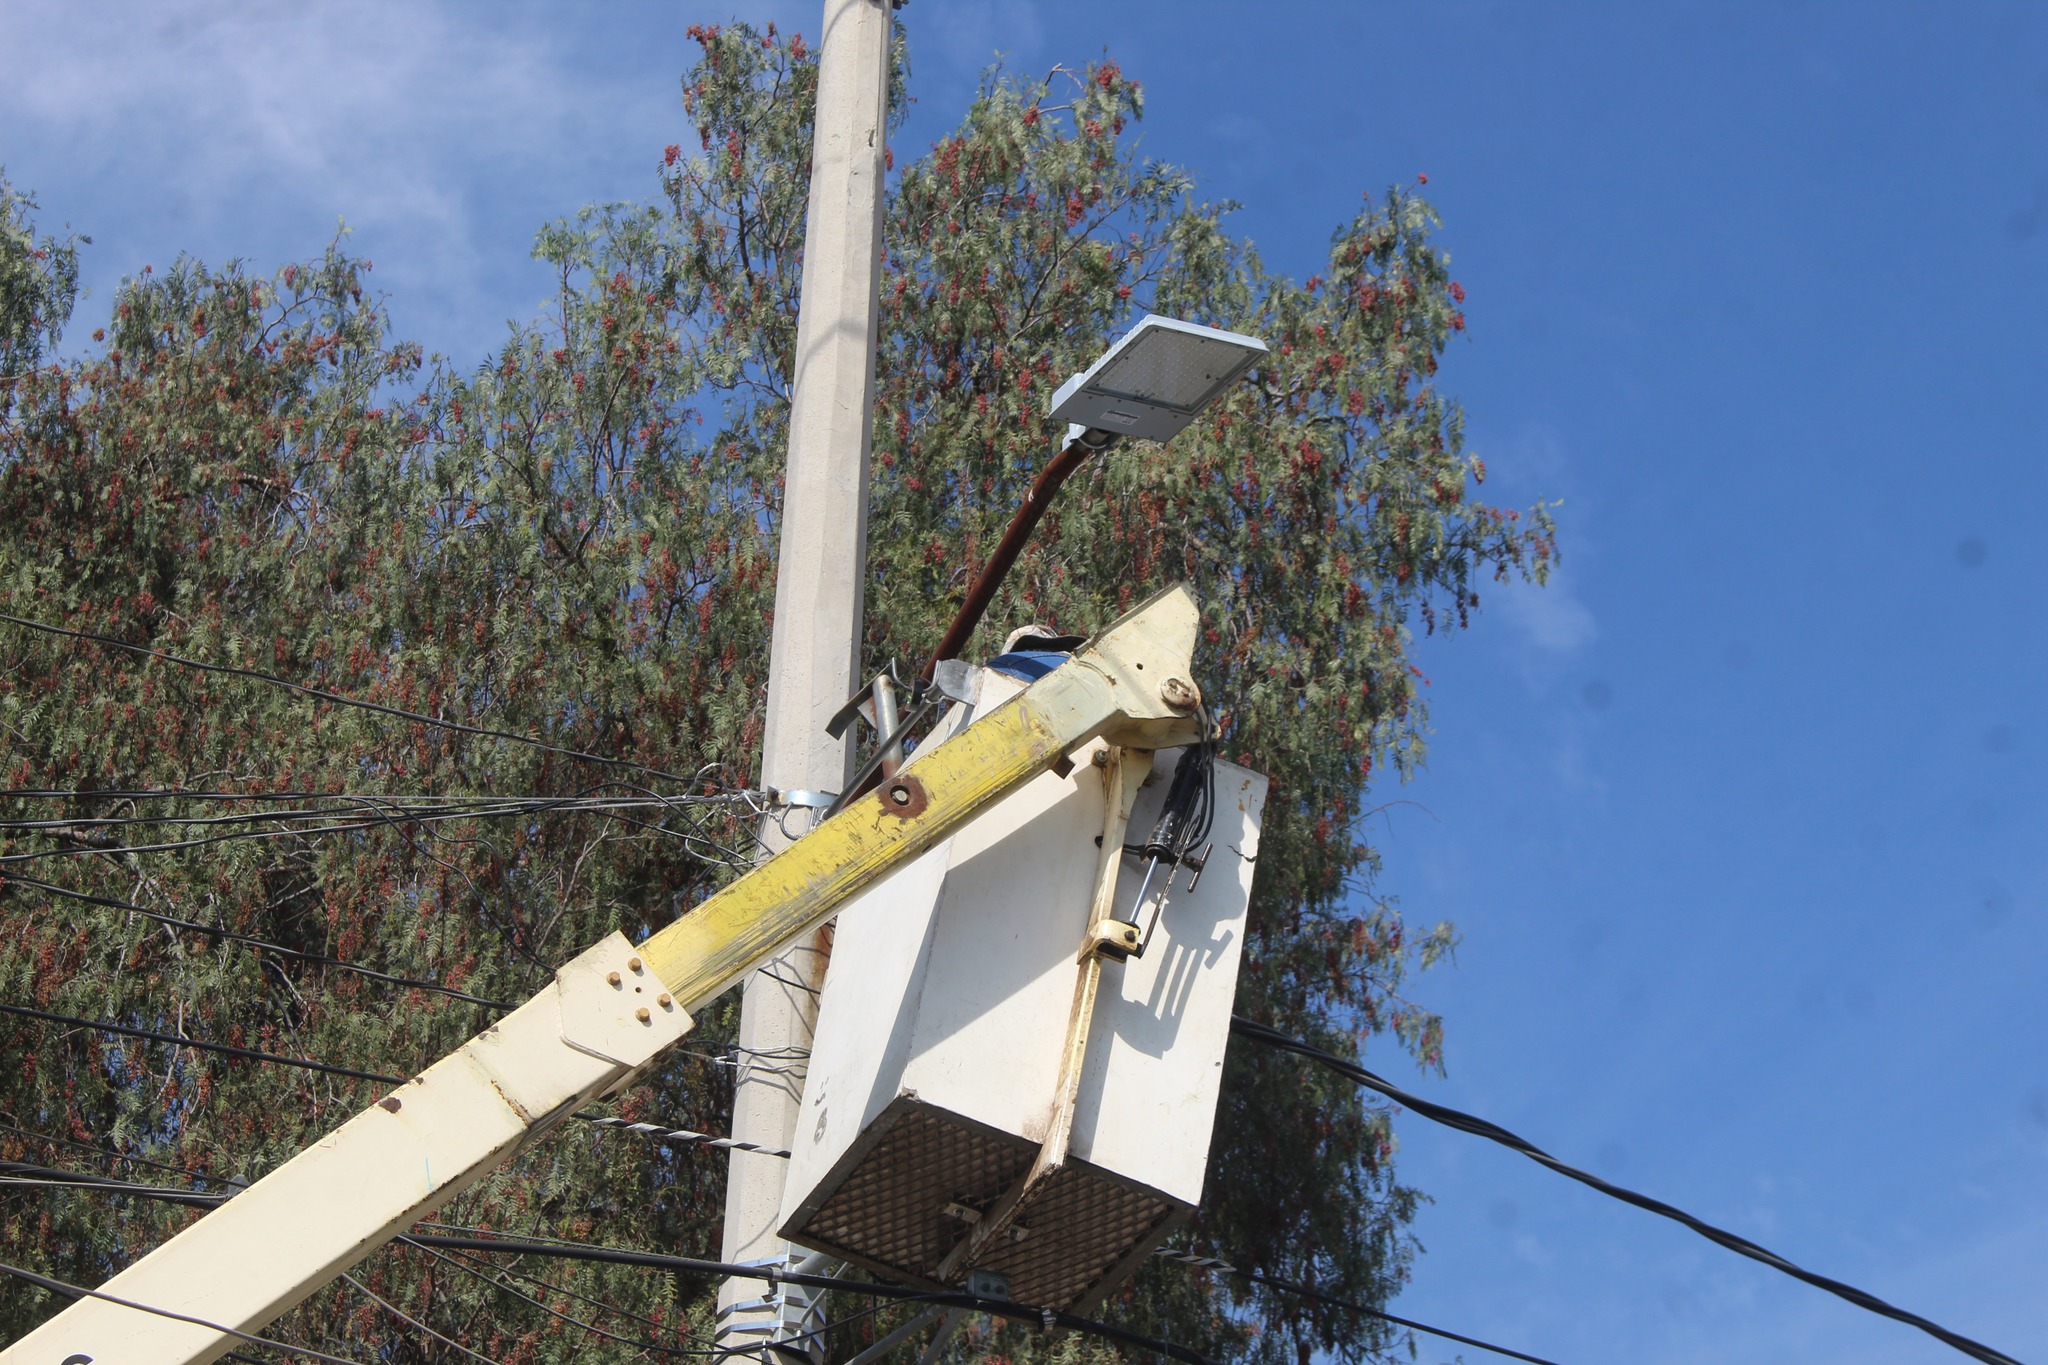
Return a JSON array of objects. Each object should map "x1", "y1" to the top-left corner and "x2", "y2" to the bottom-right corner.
[
  {"x1": 903, "y1": 312, "x2": 1271, "y2": 714},
  {"x1": 1049, "y1": 314, "x2": 1269, "y2": 443}
]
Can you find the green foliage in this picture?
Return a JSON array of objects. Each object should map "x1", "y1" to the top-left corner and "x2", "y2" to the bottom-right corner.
[
  {"x1": 0, "y1": 175, "x2": 81, "y2": 420},
  {"x1": 0, "y1": 237, "x2": 750, "y2": 1364},
  {"x1": 0, "y1": 20, "x2": 1553, "y2": 1365}
]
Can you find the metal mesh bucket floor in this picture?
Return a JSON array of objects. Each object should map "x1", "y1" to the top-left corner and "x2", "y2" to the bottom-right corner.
[{"x1": 783, "y1": 1098, "x2": 1183, "y2": 1309}]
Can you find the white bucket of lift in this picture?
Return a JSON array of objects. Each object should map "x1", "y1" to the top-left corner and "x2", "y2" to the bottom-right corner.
[{"x1": 776, "y1": 664, "x2": 1267, "y2": 1310}]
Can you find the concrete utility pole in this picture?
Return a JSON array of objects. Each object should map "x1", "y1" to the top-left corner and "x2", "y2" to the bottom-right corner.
[{"x1": 716, "y1": 0, "x2": 891, "y2": 1356}]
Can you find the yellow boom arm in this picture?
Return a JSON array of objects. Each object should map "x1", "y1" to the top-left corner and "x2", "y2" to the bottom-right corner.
[{"x1": 4, "y1": 585, "x2": 1205, "y2": 1365}]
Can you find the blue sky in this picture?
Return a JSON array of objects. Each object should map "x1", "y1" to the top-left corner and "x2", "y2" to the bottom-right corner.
[{"x1": 3, "y1": 3, "x2": 2043, "y2": 1363}]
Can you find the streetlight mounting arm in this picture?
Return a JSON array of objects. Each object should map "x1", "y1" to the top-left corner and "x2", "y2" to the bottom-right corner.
[{"x1": 918, "y1": 428, "x2": 1119, "y2": 686}]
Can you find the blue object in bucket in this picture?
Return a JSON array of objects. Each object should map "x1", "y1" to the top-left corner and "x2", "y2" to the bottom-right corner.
[{"x1": 984, "y1": 650, "x2": 1070, "y2": 682}]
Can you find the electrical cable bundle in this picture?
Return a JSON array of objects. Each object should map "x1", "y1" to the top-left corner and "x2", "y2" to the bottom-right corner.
[
  {"x1": 1123, "y1": 703, "x2": 1220, "y2": 937},
  {"x1": 0, "y1": 1143, "x2": 1570, "y2": 1365}
]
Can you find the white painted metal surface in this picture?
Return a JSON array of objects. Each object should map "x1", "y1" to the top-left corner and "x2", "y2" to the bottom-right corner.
[
  {"x1": 1049, "y1": 314, "x2": 1269, "y2": 443},
  {"x1": 778, "y1": 668, "x2": 1266, "y2": 1301}
]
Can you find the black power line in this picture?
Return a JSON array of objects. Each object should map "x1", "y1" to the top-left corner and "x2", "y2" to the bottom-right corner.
[
  {"x1": 0, "y1": 999, "x2": 403, "y2": 1085},
  {"x1": 0, "y1": 1165, "x2": 715, "y2": 1357},
  {"x1": 1, "y1": 1158, "x2": 223, "y2": 1209},
  {"x1": 1154, "y1": 1245, "x2": 1561, "y2": 1365},
  {"x1": 0, "y1": 608, "x2": 689, "y2": 785},
  {"x1": 0, "y1": 1002, "x2": 781, "y2": 1156},
  {"x1": 9, "y1": 871, "x2": 805, "y2": 1132},
  {"x1": 0, "y1": 791, "x2": 768, "y2": 865},
  {"x1": 0, "y1": 789, "x2": 768, "y2": 870},
  {"x1": 0, "y1": 1115, "x2": 210, "y2": 1184},
  {"x1": 1, "y1": 792, "x2": 774, "y2": 1019},
  {"x1": 401, "y1": 1237, "x2": 718, "y2": 1359},
  {"x1": 3, "y1": 871, "x2": 519, "y2": 1009},
  {"x1": 266, "y1": 1232, "x2": 1225, "y2": 1365},
  {"x1": 6, "y1": 1150, "x2": 1567, "y2": 1365},
  {"x1": 1229, "y1": 1015, "x2": 2028, "y2": 1365},
  {"x1": 339, "y1": 1267, "x2": 507, "y2": 1365},
  {"x1": 2, "y1": 787, "x2": 556, "y2": 805},
  {"x1": 0, "y1": 1257, "x2": 367, "y2": 1365},
  {"x1": 0, "y1": 789, "x2": 670, "y2": 828},
  {"x1": 0, "y1": 1157, "x2": 1218, "y2": 1365}
]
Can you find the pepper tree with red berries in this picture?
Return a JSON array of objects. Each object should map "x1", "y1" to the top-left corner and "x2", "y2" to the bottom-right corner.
[{"x1": 0, "y1": 22, "x2": 1552, "y2": 1365}]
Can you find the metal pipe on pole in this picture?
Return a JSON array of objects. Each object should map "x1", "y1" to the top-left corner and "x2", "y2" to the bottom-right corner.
[{"x1": 716, "y1": 0, "x2": 892, "y2": 1357}]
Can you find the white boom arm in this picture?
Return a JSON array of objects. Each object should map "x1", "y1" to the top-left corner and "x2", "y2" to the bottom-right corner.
[{"x1": 4, "y1": 584, "x2": 1205, "y2": 1365}]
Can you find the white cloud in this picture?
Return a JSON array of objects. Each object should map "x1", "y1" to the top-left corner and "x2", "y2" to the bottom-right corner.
[
  {"x1": 1478, "y1": 422, "x2": 1597, "y2": 664},
  {"x1": 0, "y1": 0, "x2": 747, "y2": 357},
  {"x1": 6, "y1": 2, "x2": 582, "y2": 219},
  {"x1": 1494, "y1": 563, "x2": 1597, "y2": 658}
]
